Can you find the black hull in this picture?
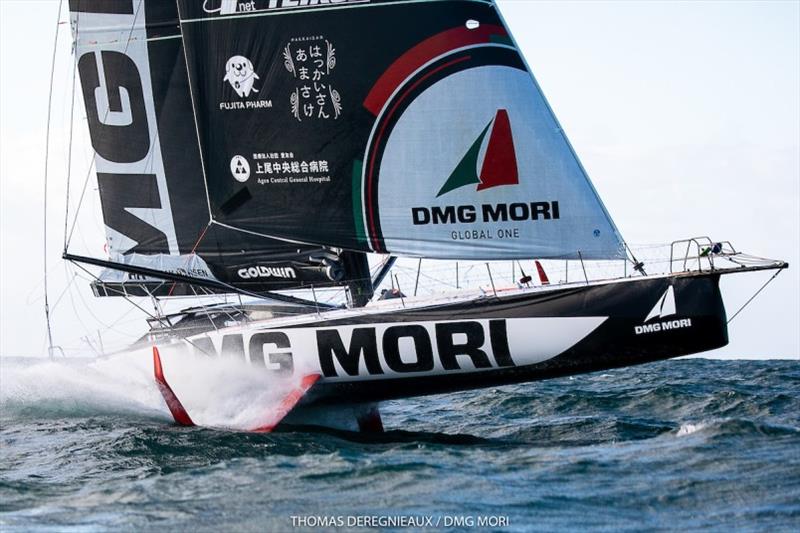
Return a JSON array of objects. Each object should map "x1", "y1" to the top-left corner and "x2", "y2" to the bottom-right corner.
[{"x1": 305, "y1": 272, "x2": 727, "y2": 404}]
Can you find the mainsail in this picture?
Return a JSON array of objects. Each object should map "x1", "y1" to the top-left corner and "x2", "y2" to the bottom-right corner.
[
  {"x1": 177, "y1": 0, "x2": 626, "y2": 260},
  {"x1": 68, "y1": 0, "x2": 371, "y2": 297}
]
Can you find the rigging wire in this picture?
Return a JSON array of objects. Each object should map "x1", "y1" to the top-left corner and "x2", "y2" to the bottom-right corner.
[
  {"x1": 72, "y1": 262, "x2": 180, "y2": 327},
  {"x1": 190, "y1": 286, "x2": 220, "y2": 332},
  {"x1": 66, "y1": 264, "x2": 121, "y2": 332},
  {"x1": 43, "y1": 0, "x2": 65, "y2": 358},
  {"x1": 727, "y1": 268, "x2": 784, "y2": 325},
  {"x1": 69, "y1": 260, "x2": 225, "y2": 358},
  {"x1": 69, "y1": 265, "x2": 160, "y2": 335},
  {"x1": 53, "y1": 2, "x2": 151, "y2": 354},
  {"x1": 195, "y1": 285, "x2": 242, "y2": 324},
  {"x1": 166, "y1": 220, "x2": 212, "y2": 297},
  {"x1": 63, "y1": 9, "x2": 78, "y2": 252},
  {"x1": 50, "y1": 266, "x2": 78, "y2": 313}
]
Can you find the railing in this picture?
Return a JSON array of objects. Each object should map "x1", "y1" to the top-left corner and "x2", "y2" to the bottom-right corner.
[{"x1": 669, "y1": 237, "x2": 737, "y2": 273}]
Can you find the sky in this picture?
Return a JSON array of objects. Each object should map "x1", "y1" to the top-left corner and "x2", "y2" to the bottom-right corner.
[{"x1": 0, "y1": 0, "x2": 798, "y2": 359}]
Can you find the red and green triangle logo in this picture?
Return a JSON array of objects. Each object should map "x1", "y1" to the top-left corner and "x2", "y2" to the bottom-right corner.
[{"x1": 436, "y1": 109, "x2": 518, "y2": 197}]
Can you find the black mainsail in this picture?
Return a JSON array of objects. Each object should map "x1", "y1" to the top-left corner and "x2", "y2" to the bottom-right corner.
[{"x1": 68, "y1": 0, "x2": 371, "y2": 298}]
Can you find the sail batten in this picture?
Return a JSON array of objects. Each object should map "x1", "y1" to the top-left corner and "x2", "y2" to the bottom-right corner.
[{"x1": 177, "y1": 0, "x2": 626, "y2": 261}]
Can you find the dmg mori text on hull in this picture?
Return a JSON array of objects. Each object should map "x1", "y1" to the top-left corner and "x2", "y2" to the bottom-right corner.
[{"x1": 163, "y1": 272, "x2": 727, "y2": 405}]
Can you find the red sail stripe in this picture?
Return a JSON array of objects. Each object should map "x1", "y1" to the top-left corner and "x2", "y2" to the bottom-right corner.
[
  {"x1": 364, "y1": 24, "x2": 507, "y2": 116},
  {"x1": 365, "y1": 56, "x2": 471, "y2": 251}
]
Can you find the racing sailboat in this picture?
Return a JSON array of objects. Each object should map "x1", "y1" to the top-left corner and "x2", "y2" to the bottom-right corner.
[{"x1": 63, "y1": 0, "x2": 787, "y2": 432}]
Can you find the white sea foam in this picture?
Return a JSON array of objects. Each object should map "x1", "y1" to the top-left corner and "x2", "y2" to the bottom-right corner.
[
  {"x1": 676, "y1": 422, "x2": 707, "y2": 436},
  {"x1": 153, "y1": 344, "x2": 300, "y2": 429},
  {"x1": 0, "y1": 351, "x2": 161, "y2": 419},
  {"x1": 0, "y1": 348, "x2": 299, "y2": 430}
]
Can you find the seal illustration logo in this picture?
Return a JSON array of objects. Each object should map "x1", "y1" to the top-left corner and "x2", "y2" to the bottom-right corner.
[{"x1": 224, "y1": 55, "x2": 260, "y2": 98}]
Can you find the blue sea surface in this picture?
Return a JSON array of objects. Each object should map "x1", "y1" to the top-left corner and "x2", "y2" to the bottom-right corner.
[{"x1": 1, "y1": 358, "x2": 798, "y2": 532}]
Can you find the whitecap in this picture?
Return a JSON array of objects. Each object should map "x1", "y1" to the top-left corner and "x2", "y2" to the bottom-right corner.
[{"x1": 676, "y1": 422, "x2": 707, "y2": 436}]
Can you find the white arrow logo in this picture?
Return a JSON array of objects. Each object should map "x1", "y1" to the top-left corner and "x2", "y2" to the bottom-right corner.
[{"x1": 645, "y1": 285, "x2": 676, "y2": 322}]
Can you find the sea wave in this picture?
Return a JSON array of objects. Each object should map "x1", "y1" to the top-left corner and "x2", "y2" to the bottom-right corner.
[{"x1": 1, "y1": 358, "x2": 798, "y2": 531}]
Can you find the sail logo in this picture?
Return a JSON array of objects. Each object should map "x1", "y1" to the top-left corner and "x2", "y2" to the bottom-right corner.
[
  {"x1": 224, "y1": 55, "x2": 260, "y2": 98},
  {"x1": 645, "y1": 285, "x2": 676, "y2": 322},
  {"x1": 203, "y1": 0, "x2": 242, "y2": 14},
  {"x1": 230, "y1": 155, "x2": 251, "y2": 182},
  {"x1": 437, "y1": 109, "x2": 518, "y2": 197},
  {"x1": 411, "y1": 108, "x2": 559, "y2": 230},
  {"x1": 203, "y1": 0, "x2": 241, "y2": 15},
  {"x1": 238, "y1": 266, "x2": 297, "y2": 279},
  {"x1": 219, "y1": 56, "x2": 272, "y2": 110},
  {"x1": 635, "y1": 286, "x2": 692, "y2": 335}
]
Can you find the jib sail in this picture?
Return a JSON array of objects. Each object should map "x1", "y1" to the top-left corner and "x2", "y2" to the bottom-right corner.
[
  {"x1": 177, "y1": 0, "x2": 625, "y2": 260},
  {"x1": 68, "y1": 0, "x2": 370, "y2": 297}
]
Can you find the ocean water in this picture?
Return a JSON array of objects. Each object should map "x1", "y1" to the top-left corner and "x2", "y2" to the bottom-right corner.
[{"x1": 1, "y1": 356, "x2": 798, "y2": 532}]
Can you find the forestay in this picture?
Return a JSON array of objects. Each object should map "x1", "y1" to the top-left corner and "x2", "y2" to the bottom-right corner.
[{"x1": 178, "y1": 0, "x2": 625, "y2": 260}]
